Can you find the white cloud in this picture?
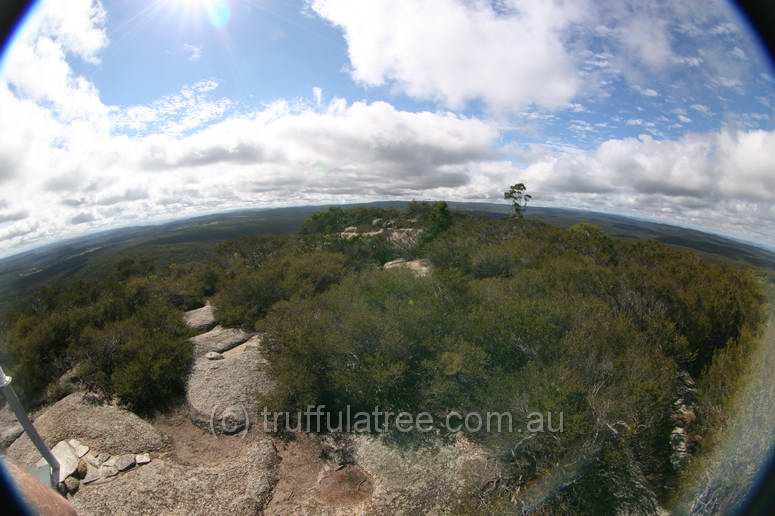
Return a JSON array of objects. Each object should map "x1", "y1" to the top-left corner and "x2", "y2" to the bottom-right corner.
[
  {"x1": 183, "y1": 43, "x2": 202, "y2": 61},
  {"x1": 633, "y1": 86, "x2": 660, "y2": 97},
  {"x1": 310, "y1": 0, "x2": 586, "y2": 112},
  {"x1": 114, "y1": 80, "x2": 234, "y2": 135},
  {"x1": 516, "y1": 127, "x2": 775, "y2": 243},
  {"x1": 2, "y1": 0, "x2": 775, "y2": 255},
  {"x1": 312, "y1": 86, "x2": 323, "y2": 107}
]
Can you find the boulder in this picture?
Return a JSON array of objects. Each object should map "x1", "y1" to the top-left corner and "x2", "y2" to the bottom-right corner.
[
  {"x1": 343, "y1": 226, "x2": 358, "y2": 233},
  {"x1": 71, "y1": 438, "x2": 278, "y2": 516},
  {"x1": 244, "y1": 335, "x2": 261, "y2": 350},
  {"x1": 383, "y1": 258, "x2": 407, "y2": 268},
  {"x1": 36, "y1": 441, "x2": 79, "y2": 483},
  {"x1": 205, "y1": 351, "x2": 224, "y2": 361},
  {"x1": 114, "y1": 454, "x2": 136, "y2": 472},
  {"x1": 81, "y1": 463, "x2": 100, "y2": 484},
  {"x1": 189, "y1": 325, "x2": 253, "y2": 357},
  {"x1": 6, "y1": 392, "x2": 164, "y2": 466},
  {"x1": 82, "y1": 452, "x2": 101, "y2": 468},
  {"x1": 99, "y1": 465, "x2": 118, "y2": 479},
  {"x1": 183, "y1": 302, "x2": 217, "y2": 331},
  {"x1": 68, "y1": 439, "x2": 89, "y2": 458},
  {"x1": 186, "y1": 341, "x2": 274, "y2": 433},
  {"x1": 372, "y1": 218, "x2": 384, "y2": 227},
  {"x1": 135, "y1": 453, "x2": 151, "y2": 465},
  {"x1": 383, "y1": 258, "x2": 432, "y2": 277}
]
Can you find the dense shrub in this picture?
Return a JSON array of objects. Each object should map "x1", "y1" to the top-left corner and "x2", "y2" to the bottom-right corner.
[
  {"x1": 254, "y1": 208, "x2": 766, "y2": 511},
  {"x1": 5, "y1": 267, "x2": 193, "y2": 413},
  {"x1": 214, "y1": 249, "x2": 349, "y2": 327}
]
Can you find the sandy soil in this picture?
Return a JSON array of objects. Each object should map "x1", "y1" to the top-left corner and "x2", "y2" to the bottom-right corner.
[
  {"x1": 266, "y1": 433, "x2": 373, "y2": 515},
  {"x1": 152, "y1": 408, "x2": 258, "y2": 467}
]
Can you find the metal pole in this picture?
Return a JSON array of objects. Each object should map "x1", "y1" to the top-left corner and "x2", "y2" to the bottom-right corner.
[{"x1": 0, "y1": 365, "x2": 60, "y2": 488}]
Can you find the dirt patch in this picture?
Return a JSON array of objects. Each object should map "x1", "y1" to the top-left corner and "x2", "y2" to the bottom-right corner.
[
  {"x1": 266, "y1": 434, "x2": 373, "y2": 514},
  {"x1": 318, "y1": 464, "x2": 373, "y2": 505},
  {"x1": 152, "y1": 408, "x2": 257, "y2": 467}
]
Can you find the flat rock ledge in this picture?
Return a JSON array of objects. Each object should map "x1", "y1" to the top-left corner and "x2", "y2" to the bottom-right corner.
[
  {"x1": 189, "y1": 325, "x2": 253, "y2": 357},
  {"x1": 186, "y1": 336, "x2": 274, "y2": 433},
  {"x1": 183, "y1": 302, "x2": 216, "y2": 331},
  {"x1": 383, "y1": 258, "x2": 432, "y2": 277},
  {"x1": 71, "y1": 438, "x2": 278, "y2": 516},
  {"x1": 6, "y1": 392, "x2": 164, "y2": 466},
  {"x1": 351, "y1": 433, "x2": 494, "y2": 515}
]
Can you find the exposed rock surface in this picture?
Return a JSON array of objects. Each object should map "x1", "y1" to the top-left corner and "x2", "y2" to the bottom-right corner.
[
  {"x1": 186, "y1": 337, "x2": 273, "y2": 433},
  {"x1": 114, "y1": 454, "x2": 136, "y2": 472},
  {"x1": 386, "y1": 228, "x2": 423, "y2": 249},
  {"x1": 68, "y1": 438, "x2": 89, "y2": 458},
  {"x1": 348, "y1": 433, "x2": 493, "y2": 514},
  {"x1": 670, "y1": 371, "x2": 698, "y2": 471},
  {"x1": 383, "y1": 258, "x2": 432, "y2": 277},
  {"x1": 189, "y1": 325, "x2": 253, "y2": 357},
  {"x1": 183, "y1": 302, "x2": 216, "y2": 331},
  {"x1": 0, "y1": 400, "x2": 23, "y2": 448},
  {"x1": 341, "y1": 227, "x2": 385, "y2": 240},
  {"x1": 339, "y1": 226, "x2": 422, "y2": 247},
  {"x1": 6, "y1": 392, "x2": 164, "y2": 465},
  {"x1": 82, "y1": 463, "x2": 100, "y2": 484},
  {"x1": 43, "y1": 440, "x2": 80, "y2": 483},
  {"x1": 205, "y1": 351, "x2": 223, "y2": 361},
  {"x1": 71, "y1": 438, "x2": 278, "y2": 516}
]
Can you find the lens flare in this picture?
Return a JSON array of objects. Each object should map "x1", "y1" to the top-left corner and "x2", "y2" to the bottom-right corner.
[{"x1": 174, "y1": 0, "x2": 231, "y2": 28}]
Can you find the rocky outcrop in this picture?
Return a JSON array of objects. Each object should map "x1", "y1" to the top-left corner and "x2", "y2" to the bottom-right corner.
[
  {"x1": 71, "y1": 438, "x2": 278, "y2": 516},
  {"x1": 6, "y1": 392, "x2": 164, "y2": 466},
  {"x1": 349, "y1": 433, "x2": 494, "y2": 514},
  {"x1": 339, "y1": 224, "x2": 422, "y2": 248},
  {"x1": 189, "y1": 325, "x2": 253, "y2": 357},
  {"x1": 341, "y1": 227, "x2": 385, "y2": 240},
  {"x1": 183, "y1": 302, "x2": 216, "y2": 331},
  {"x1": 383, "y1": 258, "x2": 432, "y2": 277},
  {"x1": 386, "y1": 228, "x2": 423, "y2": 249},
  {"x1": 186, "y1": 336, "x2": 274, "y2": 433},
  {"x1": 670, "y1": 371, "x2": 698, "y2": 471}
]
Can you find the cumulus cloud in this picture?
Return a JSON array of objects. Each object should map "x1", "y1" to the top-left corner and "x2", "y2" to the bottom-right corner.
[
  {"x1": 310, "y1": 0, "x2": 757, "y2": 114},
  {"x1": 310, "y1": 0, "x2": 585, "y2": 112},
  {"x1": 0, "y1": 0, "x2": 501, "y2": 253},
  {"x1": 515, "y1": 127, "x2": 775, "y2": 242},
  {"x1": 1, "y1": 0, "x2": 774, "y2": 254}
]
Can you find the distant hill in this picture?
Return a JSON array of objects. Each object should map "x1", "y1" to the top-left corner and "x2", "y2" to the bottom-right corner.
[{"x1": 1, "y1": 202, "x2": 774, "y2": 310}]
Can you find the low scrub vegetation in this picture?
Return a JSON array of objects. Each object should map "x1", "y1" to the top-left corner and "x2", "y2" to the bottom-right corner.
[{"x1": 0, "y1": 201, "x2": 767, "y2": 511}]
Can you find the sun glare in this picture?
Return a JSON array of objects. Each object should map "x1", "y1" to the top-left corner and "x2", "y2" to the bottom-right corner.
[{"x1": 173, "y1": 0, "x2": 231, "y2": 28}]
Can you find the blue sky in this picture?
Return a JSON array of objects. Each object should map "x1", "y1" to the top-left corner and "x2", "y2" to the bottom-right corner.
[{"x1": 1, "y1": 0, "x2": 775, "y2": 255}]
